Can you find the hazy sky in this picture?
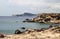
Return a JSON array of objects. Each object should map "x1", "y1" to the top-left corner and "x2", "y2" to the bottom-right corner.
[{"x1": 0, "y1": 0, "x2": 60, "y2": 16}]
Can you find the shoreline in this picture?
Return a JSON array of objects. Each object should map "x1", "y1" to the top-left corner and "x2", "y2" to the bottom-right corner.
[{"x1": 0, "y1": 25, "x2": 60, "y2": 39}]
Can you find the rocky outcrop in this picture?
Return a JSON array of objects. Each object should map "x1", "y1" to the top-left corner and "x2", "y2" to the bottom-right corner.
[
  {"x1": 23, "y1": 13, "x2": 60, "y2": 23},
  {"x1": 21, "y1": 27, "x2": 25, "y2": 30},
  {"x1": 23, "y1": 18, "x2": 35, "y2": 22},
  {"x1": 0, "y1": 34, "x2": 5, "y2": 38},
  {"x1": 15, "y1": 29, "x2": 22, "y2": 34}
]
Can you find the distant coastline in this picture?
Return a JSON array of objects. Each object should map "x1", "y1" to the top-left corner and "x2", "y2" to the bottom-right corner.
[{"x1": 12, "y1": 13, "x2": 36, "y2": 17}]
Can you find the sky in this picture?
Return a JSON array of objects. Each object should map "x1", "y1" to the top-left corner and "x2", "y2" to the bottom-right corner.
[{"x1": 0, "y1": 0, "x2": 60, "y2": 16}]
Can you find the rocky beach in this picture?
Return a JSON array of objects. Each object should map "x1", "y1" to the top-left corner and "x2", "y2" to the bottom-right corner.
[{"x1": 0, "y1": 25, "x2": 60, "y2": 39}]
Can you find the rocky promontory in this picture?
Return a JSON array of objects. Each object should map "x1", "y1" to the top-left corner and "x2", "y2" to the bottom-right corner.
[{"x1": 23, "y1": 13, "x2": 60, "y2": 23}]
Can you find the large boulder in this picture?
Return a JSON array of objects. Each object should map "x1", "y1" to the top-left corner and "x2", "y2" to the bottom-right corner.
[
  {"x1": 49, "y1": 25, "x2": 53, "y2": 28},
  {"x1": 15, "y1": 29, "x2": 22, "y2": 34},
  {"x1": 21, "y1": 27, "x2": 25, "y2": 30},
  {"x1": 0, "y1": 34, "x2": 4, "y2": 38}
]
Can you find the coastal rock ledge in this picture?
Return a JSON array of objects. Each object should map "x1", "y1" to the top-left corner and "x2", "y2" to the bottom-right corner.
[
  {"x1": 1, "y1": 25, "x2": 60, "y2": 39},
  {"x1": 23, "y1": 13, "x2": 60, "y2": 23}
]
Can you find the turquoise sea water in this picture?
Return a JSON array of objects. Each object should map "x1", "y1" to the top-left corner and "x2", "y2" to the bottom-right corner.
[{"x1": 0, "y1": 16, "x2": 59, "y2": 34}]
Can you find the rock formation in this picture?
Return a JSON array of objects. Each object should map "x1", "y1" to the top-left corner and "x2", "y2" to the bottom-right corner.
[
  {"x1": 15, "y1": 29, "x2": 22, "y2": 34},
  {"x1": 23, "y1": 13, "x2": 60, "y2": 23},
  {"x1": 0, "y1": 34, "x2": 5, "y2": 38}
]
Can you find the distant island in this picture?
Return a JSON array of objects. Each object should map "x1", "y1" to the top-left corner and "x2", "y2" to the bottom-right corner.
[{"x1": 12, "y1": 13, "x2": 36, "y2": 17}]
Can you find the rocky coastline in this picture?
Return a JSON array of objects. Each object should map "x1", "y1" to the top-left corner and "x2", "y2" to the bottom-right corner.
[
  {"x1": 0, "y1": 13, "x2": 60, "y2": 39},
  {"x1": 23, "y1": 13, "x2": 60, "y2": 24},
  {"x1": 0, "y1": 25, "x2": 60, "y2": 39}
]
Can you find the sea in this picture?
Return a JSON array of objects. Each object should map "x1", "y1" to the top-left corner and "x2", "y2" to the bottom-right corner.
[{"x1": 0, "y1": 16, "x2": 59, "y2": 34}]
